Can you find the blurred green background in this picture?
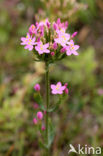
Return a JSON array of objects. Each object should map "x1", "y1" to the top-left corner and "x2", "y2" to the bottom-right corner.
[{"x1": 0, "y1": 0, "x2": 103, "y2": 155}]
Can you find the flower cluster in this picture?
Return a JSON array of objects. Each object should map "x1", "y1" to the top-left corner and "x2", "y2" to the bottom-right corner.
[
  {"x1": 21, "y1": 18, "x2": 79, "y2": 62},
  {"x1": 33, "y1": 111, "x2": 45, "y2": 131}
]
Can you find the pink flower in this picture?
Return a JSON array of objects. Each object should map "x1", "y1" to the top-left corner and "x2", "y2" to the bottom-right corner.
[
  {"x1": 38, "y1": 19, "x2": 49, "y2": 27},
  {"x1": 39, "y1": 25, "x2": 44, "y2": 37},
  {"x1": 60, "y1": 47, "x2": 66, "y2": 53},
  {"x1": 51, "y1": 52, "x2": 55, "y2": 56},
  {"x1": 33, "y1": 118, "x2": 38, "y2": 125},
  {"x1": 72, "y1": 32, "x2": 78, "y2": 38},
  {"x1": 46, "y1": 21, "x2": 50, "y2": 28},
  {"x1": 34, "y1": 84, "x2": 40, "y2": 91},
  {"x1": 53, "y1": 23, "x2": 57, "y2": 30},
  {"x1": 35, "y1": 41, "x2": 50, "y2": 55},
  {"x1": 41, "y1": 125, "x2": 45, "y2": 131},
  {"x1": 64, "y1": 88, "x2": 69, "y2": 94},
  {"x1": 97, "y1": 88, "x2": 103, "y2": 96},
  {"x1": 51, "y1": 82, "x2": 66, "y2": 94},
  {"x1": 21, "y1": 33, "x2": 36, "y2": 51},
  {"x1": 53, "y1": 42, "x2": 58, "y2": 50},
  {"x1": 64, "y1": 83, "x2": 69, "y2": 94},
  {"x1": 37, "y1": 111, "x2": 43, "y2": 120},
  {"x1": 66, "y1": 40, "x2": 79, "y2": 56},
  {"x1": 34, "y1": 103, "x2": 39, "y2": 109},
  {"x1": 29, "y1": 24, "x2": 37, "y2": 35},
  {"x1": 54, "y1": 31, "x2": 70, "y2": 47}
]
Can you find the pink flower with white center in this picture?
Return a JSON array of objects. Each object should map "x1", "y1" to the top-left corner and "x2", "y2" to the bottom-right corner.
[
  {"x1": 66, "y1": 40, "x2": 80, "y2": 56},
  {"x1": 51, "y1": 82, "x2": 66, "y2": 94},
  {"x1": 34, "y1": 84, "x2": 40, "y2": 91},
  {"x1": 21, "y1": 33, "x2": 30, "y2": 45},
  {"x1": 35, "y1": 41, "x2": 50, "y2": 55},
  {"x1": 37, "y1": 111, "x2": 43, "y2": 120},
  {"x1": 54, "y1": 32, "x2": 70, "y2": 47},
  {"x1": 21, "y1": 33, "x2": 36, "y2": 51},
  {"x1": 29, "y1": 24, "x2": 37, "y2": 35}
]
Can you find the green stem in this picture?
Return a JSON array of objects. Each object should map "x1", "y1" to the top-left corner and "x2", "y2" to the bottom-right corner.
[{"x1": 45, "y1": 61, "x2": 49, "y2": 156}]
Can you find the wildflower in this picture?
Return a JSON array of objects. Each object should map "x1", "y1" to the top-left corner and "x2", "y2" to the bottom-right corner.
[
  {"x1": 34, "y1": 103, "x2": 39, "y2": 109},
  {"x1": 29, "y1": 24, "x2": 37, "y2": 35},
  {"x1": 39, "y1": 25, "x2": 44, "y2": 37},
  {"x1": 51, "y1": 82, "x2": 66, "y2": 94},
  {"x1": 41, "y1": 125, "x2": 45, "y2": 131},
  {"x1": 37, "y1": 111, "x2": 43, "y2": 120},
  {"x1": 46, "y1": 21, "x2": 50, "y2": 28},
  {"x1": 53, "y1": 23, "x2": 57, "y2": 30},
  {"x1": 35, "y1": 41, "x2": 50, "y2": 55},
  {"x1": 97, "y1": 88, "x2": 103, "y2": 96},
  {"x1": 33, "y1": 118, "x2": 38, "y2": 125},
  {"x1": 53, "y1": 42, "x2": 58, "y2": 50},
  {"x1": 54, "y1": 32, "x2": 70, "y2": 47},
  {"x1": 64, "y1": 83, "x2": 69, "y2": 94},
  {"x1": 60, "y1": 47, "x2": 66, "y2": 53},
  {"x1": 21, "y1": 33, "x2": 36, "y2": 51},
  {"x1": 65, "y1": 40, "x2": 79, "y2": 56},
  {"x1": 72, "y1": 32, "x2": 78, "y2": 38},
  {"x1": 38, "y1": 19, "x2": 49, "y2": 27},
  {"x1": 34, "y1": 84, "x2": 40, "y2": 91},
  {"x1": 51, "y1": 52, "x2": 55, "y2": 56}
]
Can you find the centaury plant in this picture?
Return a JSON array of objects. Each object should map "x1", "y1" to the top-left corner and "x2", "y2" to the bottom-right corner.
[{"x1": 21, "y1": 18, "x2": 79, "y2": 155}]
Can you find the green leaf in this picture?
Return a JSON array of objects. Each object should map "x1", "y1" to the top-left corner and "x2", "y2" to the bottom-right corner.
[
  {"x1": 48, "y1": 120, "x2": 55, "y2": 147},
  {"x1": 34, "y1": 93, "x2": 45, "y2": 110}
]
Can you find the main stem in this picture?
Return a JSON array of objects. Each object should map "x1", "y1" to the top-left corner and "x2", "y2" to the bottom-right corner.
[{"x1": 45, "y1": 61, "x2": 49, "y2": 156}]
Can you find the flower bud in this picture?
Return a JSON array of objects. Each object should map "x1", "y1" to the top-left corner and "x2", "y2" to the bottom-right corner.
[
  {"x1": 53, "y1": 42, "x2": 57, "y2": 50},
  {"x1": 51, "y1": 52, "x2": 55, "y2": 56},
  {"x1": 34, "y1": 84, "x2": 40, "y2": 91},
  {"x1": 64, "y1": 88, "x2": 69, "y2": 94},
  {"x1": 34, "y1": 103, "x2": 39, "y2": 109},
  {"x1": 72, "y1": 32, "x2": 78, "y2": 38},
  {"x1": 33, "y1": 118, "x2": 38, "y2": 125},
  {"x1": 53, "y1": 23, "x2": 57, "y2": 30},
  {"x1": 37, "y1": 111, "x2": 43, "y2": 120},
  {"x1": 64, "y1": 83, "x2": 68, "y2": 87},
  {"x1": 41, "y1": 125, "x2": 45, "y2": 131},
  {"x1": 60, "y1": 47, "x2": 66, "y2": 53},
  {"x1": 29, "y1": 24, "x2": 37, "y2": 35},
  {"x1": 65, "y1": 21, "x2": 68, "y2": 28},
  {"x1": 46, "y1": 21, "x2": 50, "y2": 29}
]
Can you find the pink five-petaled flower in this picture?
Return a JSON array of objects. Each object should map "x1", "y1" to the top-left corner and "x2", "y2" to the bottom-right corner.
[
  {"x1": 21, "y1": 33, "x2": 36, "y2": 51},
  {"x1": 51, "y1": 82, "x2": 66, "y2": 94},
  {"x1": 37, "y1": 111, "x2": 43, "y2": 120},
  {"x1": 65, "y1": 40, "x2": 80, "y2": 56},
  {"x1": 54, "y1": 31, "x2": 70, "y2": 47},
  {"x1": 34, "y1": 83, "x2": 40, "y2": 91},
  {"x1": 35, "y1": 41, "x2": 50, "y2": 55}
]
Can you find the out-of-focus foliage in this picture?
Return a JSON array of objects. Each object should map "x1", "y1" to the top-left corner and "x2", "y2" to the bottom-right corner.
[{"x1": 0, "y1": 0, "x2": 103, "y2": 155}]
